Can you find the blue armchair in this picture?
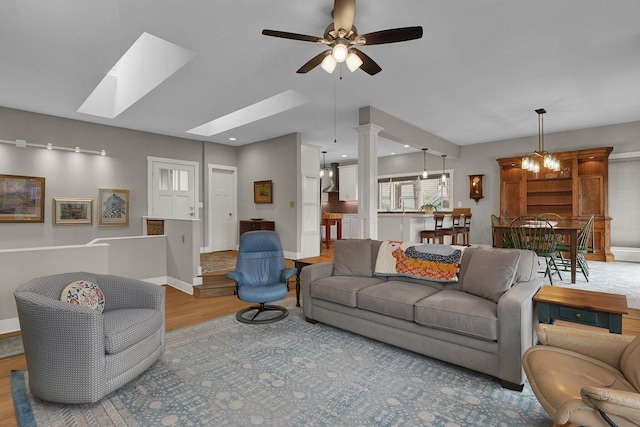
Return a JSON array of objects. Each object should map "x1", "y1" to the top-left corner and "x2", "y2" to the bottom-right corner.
[{"x1": 226, "y1": 231, "x2": 296, "y2": 324}]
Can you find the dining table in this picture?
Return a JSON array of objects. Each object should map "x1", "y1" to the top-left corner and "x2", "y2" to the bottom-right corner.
[{"x1": 492, "y1": 221, "x2": 584, "y2": 284}]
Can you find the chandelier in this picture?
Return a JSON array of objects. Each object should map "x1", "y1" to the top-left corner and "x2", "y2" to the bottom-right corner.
[{"x1": 521, "y1": 108, "x2": 560, "y2": 173}]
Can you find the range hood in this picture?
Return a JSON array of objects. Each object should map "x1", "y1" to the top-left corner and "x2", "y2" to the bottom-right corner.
[{"x1": 324, "y1": 163, "x2": 340, "y2": 193}]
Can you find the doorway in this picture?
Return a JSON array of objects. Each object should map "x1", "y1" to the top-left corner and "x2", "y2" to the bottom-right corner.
[
  {"x1": 208, "y1": 164, "x2": 237, "y2": 252},
  {"x1": 147, "y1": 157, "x2": 199, "y2": 219}
]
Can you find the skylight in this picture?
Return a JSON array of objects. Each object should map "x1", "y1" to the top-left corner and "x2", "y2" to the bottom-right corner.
[
  {"x1": 77, "y1": 32, "x2": 195, "y2": 119},
  {"x1": 186, "y1": 90, "x2": 310, "y2": 137}
]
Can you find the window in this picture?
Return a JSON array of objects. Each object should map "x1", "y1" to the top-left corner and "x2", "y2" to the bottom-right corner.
[{"x1": 378, "y1": 173, "x2": 452, "y2": 211}]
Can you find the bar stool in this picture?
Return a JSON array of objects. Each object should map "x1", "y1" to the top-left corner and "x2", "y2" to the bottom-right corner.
[
  {"x1": 420, "y1": 213, "x2": 453, "y2": 244},
  {"x1": 450, "y1": 213, "x2": 463, "y2": 245},
  {"x1": 460, "y1": 213, "x2": 472, "y2": 246}
]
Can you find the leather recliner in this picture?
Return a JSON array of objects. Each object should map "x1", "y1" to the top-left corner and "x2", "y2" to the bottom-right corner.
[{"x1": 523, "y1": 324, "x2": 640, "y2": 426}]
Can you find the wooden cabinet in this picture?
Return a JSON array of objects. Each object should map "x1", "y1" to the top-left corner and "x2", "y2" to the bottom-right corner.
[
  {"x1": 497, "y1": 147, "x2": 613, "y2": 261},
  {"x1": 239, "y1": 220, "x2": 275, "y2": 238}
]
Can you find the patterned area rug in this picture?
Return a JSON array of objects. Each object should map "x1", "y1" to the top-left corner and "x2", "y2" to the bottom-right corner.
[
  {"x1": 12, "y1": 299, "x2": 550, "y2": 426},
  {"x1": 0, "y1": 335, "x2": 23, "y2": 360},
  {"x1": 200, "y1": 251, "x2": 236, "y2": 273}
]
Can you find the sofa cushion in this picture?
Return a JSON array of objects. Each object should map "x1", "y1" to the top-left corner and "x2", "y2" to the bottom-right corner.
[
  {"x1": 620, "y1": 336, "x2": 640, "y2": 391},
  {"x1": 103, "y1": 308, "x2": 163, "y2": 354},
  {"x1": 60, "y1": 280, "x2": 105, "y2": 313},
  {"x1": 414, "y1": 290, "x2": 498, "y2": 341},
  {"x1": 310, "y1": 276, "x2": 384, "y2": 307},
  {"x1": 333, "y1": 239, "x2": 373, "y2": 277},
  {"x1": 357, "y1": 281, "x2": 441, "y2": 321},
  {"x1": 461, "y1": 249, "x2": 520, "y2": 303}
]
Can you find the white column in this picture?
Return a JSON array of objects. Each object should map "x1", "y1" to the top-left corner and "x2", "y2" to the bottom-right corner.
[{"x1": 355, "y1": 124, "x2": 383, "y2": 239}]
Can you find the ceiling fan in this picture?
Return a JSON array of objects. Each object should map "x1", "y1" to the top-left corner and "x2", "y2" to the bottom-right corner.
[{"x1": 262, "y1": 0, "x2": 423, "y2": 75}]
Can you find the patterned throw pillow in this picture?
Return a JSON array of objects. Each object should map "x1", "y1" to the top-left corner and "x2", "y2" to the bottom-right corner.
[{"x1": 60, "y1": 280, "x2": 105, "y2": 313}]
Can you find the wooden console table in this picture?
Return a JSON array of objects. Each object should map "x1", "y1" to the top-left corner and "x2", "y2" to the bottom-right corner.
[
  {"x1": 534, "y1": 285, "x2": 628, "y2": 334},
  {"x1": 239, "y1": 220, "x2": 275, "y2": 238}
]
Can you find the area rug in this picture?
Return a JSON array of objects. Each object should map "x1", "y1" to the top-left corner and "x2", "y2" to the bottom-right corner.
[
  {"x1": 200, "y1": 251, "x2": 236, "y2": 273},
  {"x1": 12, "y1": 299, "x2": 550, "y2": 426},
  {"x1": 0, "y1": 335, "x2": 23, "y2": 360}
]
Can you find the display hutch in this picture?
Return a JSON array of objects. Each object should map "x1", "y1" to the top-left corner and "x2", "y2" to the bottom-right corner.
[{"x1": 497, "y1": 146, "x2": 613, "y2": 261}]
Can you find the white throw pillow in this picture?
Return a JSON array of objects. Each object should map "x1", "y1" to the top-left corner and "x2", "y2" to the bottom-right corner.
[{"x1": 60, "y1": 280, "x2": 105, "y2": 313}]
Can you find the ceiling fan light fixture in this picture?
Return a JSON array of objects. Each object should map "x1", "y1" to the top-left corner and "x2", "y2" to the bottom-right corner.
[
  {"x1": 345, "y1": 51, "x2": 363, "y2": 72},
  {"x1": 331, "y1": 42, "x2": 349, "y2": 62},
  {"x1": 320, "y1": 54, "x2": 337, "y2": 73}
]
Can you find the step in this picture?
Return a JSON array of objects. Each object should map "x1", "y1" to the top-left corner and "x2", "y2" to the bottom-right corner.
[{"x1": 194, "y1": 274, "x2": 236, "y2": 297}]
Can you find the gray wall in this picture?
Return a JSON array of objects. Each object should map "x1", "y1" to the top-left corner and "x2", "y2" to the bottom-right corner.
[
  {"x1": 237, "y1": 133, "x2": 300, "y2": 253},
  {"x1": 0, "y1": 107, "x2": 235, "y2": 250},
  {"x1": 379, "y1": 120, "x2": 640, "y2": 248}
]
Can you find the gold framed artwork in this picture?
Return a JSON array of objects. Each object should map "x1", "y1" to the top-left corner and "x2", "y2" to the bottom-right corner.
[
  {"x1": 253, "y1": 180, "x2": 273, "y2": 204},
  {"x1": 53, "y1": 198, "x2": 93, "y2": 225},
  {"x1": 98, "y1": 189, "x2": 130, "y2": 226},
  {"x1": 0, "y1": 174, "x2": 45, "y2": 223}
]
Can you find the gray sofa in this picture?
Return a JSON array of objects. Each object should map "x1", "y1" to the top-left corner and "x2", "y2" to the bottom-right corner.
[
  {"x1": 302, "y1": 239, "x2": 543, "y2": 389},
  {"x1": 14, "y1": 272, "x2": 165, "y2": 403}
]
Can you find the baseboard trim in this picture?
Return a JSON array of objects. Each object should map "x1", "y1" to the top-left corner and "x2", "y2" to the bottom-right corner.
[{"x1": 611, "y1": 247, "x2": 640, "y2": 263}]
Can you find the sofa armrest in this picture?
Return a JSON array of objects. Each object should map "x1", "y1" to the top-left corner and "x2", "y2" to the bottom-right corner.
[
  {"x1": 497, "y1": 277, "x2": 543, "y2": 386},
  {"x1": 536, "y1": 324, "x2": 634, "y2": 369},
  {"x1": 581, "y1": 386, "x2": 640, "y2": 425},
  {"x1": 301, "y1": 261, "x2": 334, "y2": 319}
]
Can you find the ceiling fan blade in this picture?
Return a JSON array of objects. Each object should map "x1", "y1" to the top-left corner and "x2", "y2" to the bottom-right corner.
[
  {"x1": 297, "y1": 50, "x2": 331, "y2": 73},
  {"x1": 262, "y1": 29, "x2": 321, "y2": 43},
  {"x1": 360, "y1": 26, "x2": 423, "y2": 45},
  {"x1": 332, "y1": 0, "x2": 355, "y2": 35},
  {"x1": 350, "y1": 48, "x2": 382, "y2": 75}
]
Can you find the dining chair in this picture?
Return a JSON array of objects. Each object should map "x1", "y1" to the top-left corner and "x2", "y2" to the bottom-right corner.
[
  {"x1": 557, "y1": 215, "x2": 595, "y2": 282},
  {"x1": 500, "y1": 213, "x2": 509, "y2": 224},
  {"x1": 510, "y1": 216, "x2": 562, "y2": 284}
]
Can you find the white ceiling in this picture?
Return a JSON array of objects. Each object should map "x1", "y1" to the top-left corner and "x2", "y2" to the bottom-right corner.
[{"x1": 1, "y1": 1, "x2": 639, "y2": 164}]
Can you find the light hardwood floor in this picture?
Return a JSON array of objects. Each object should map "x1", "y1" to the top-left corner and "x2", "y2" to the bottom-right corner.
[{"x1": 1, "y1": 247, "x2": 638, "y2": 426}]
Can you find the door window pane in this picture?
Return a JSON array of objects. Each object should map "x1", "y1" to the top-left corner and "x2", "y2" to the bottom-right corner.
[{"x1": 159, "y1": 169, "x2": 189, "y2": 191}]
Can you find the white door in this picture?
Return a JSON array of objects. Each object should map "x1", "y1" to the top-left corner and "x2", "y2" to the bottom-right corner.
[
  {"x1": 149, "y1": 158, "x2": 197, "y2": 219},
  {"x1": 209, "y1": 165, "x2": 236, "y2": 251}
]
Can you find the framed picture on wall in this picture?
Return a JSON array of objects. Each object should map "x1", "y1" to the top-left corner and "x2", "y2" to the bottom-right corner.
[
  {"x1": 253, "y1": 180, "x2": 273, "y2": 204},
  {"x1": 53, "y1": 198, "x2": 93, "y2": 225},
  {"x1": 98, "y1": 188, "x2": 129, "y2": 226},
  {"x1": 0, "y1": 174, "x2": 45, "y2": 223}
]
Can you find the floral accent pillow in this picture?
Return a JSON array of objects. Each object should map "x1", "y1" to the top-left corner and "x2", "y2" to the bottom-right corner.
[{"x1": 60, "y1": 280, "x2": 105, "y2": 313}]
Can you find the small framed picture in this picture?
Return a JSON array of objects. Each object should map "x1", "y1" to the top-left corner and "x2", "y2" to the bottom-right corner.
[
  {"x1": 98, "y1": 189, "x2": 129, "y2": 226},
  {"x1": 53, "y1": 198, "x2": 93, "y2": 225},
  {"x1": 253, "y1": 180, "x2": 273, "y2": 204},
  {"x1": 0, "y1": 174, "x2": 45, "y2": 223}
]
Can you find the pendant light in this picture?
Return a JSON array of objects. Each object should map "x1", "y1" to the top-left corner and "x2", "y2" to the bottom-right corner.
[
  {"x1": 441, "y1": 155, "x2": 447, "y2": 183},
  {"x1": 422, "y1": 148, "x2": 429, "y2": 179},
  {"x1": 320, "y1": 151, "x2": 327, "y2": 177},
  {"x1": 521, "y1": 108, "x2": 560, "y2": 173}
]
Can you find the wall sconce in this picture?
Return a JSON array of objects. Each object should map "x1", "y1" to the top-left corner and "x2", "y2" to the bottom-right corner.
[{"x1": 469, "y1": 174, "x2": 484, "y2": 203}]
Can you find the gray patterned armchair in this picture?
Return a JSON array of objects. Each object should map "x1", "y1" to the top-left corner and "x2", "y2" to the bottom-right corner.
[{"x1": 14, "y1": 272, "x2": 165, "y2": 404}]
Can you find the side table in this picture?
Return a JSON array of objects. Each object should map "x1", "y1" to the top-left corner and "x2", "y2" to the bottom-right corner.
[
  {"x1": 293, "y1": 255, "x2": 333, "y2": 307},
  {"x1": 534, "y1": 285, "x2": 628, "y2": 334}
]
